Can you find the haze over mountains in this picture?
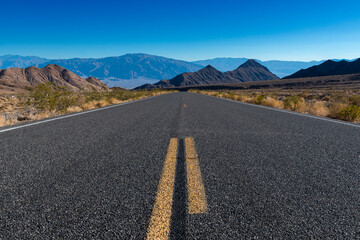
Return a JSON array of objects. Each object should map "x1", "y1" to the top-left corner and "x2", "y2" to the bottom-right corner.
[
  {"x1": 0, "y1": 55, "x2": 49, "y2": 69},
  {"x1": 0, "y1": 64, "x2": 108, "y2": 94},
  {"x1": 0, "y1": 54, "x2": 357, "y2": 89},
  {"x1": 0, "y1": 54, "x2": 202, "y2": 89},
  {"x1": 136, "y1": 59, "x2": 279, "y2": 89}
]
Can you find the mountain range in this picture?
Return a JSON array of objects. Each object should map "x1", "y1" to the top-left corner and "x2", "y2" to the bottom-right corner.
[
  {"x1": 0, "y1": 54, "x2": 202, "y2": 89},
  {"x1": 192, "y1": 58, "x2": 326, "y2": 77},
  {"x1": 284, "y1": 59, "x2": 360, "y2": 79},
  {"x1": 1, "y1": 54, "x2": 349, "y2": 89},
  {"x1": 2, "y1": 57, "x2": 360, "y2": 93},
  {"x1": 0, "y1": 64, "x2": 108, "y2": 94},
  {"x1": 135, "y1": 59, "x2": 279, "y2": 89}
]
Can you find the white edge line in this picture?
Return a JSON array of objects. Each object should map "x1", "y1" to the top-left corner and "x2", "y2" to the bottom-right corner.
[
  {"x1": 0, "y1": 95, "x2": 161, "y2": 134},
  {"x1": 194, "y1": 92, "x2": 360, "y2": 129}
]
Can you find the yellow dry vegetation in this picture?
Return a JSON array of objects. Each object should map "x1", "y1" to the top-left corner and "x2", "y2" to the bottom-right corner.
[
  {"x1": 263, "y1": 97, "x2": 284, "y2": 109},
  {"x1": 0, "y1": 115, "x2": 7, "y2": 127},
  {"x1": 0, "y1": 87, "x2": 175, "y2": 128},
  {"x1": 191, "y1": 89, "x2": 360, "y2": 123},
  {"x1": 306, "y1": 100, "x2": 329, "y2": 117}
]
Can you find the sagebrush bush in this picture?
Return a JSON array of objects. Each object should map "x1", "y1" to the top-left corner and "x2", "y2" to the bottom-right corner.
[
  {"x1": 263, "y1": 97, "x2": 284, "y2": 109},
  {"x1": 228, "y1": 92, "x2": 237, "y2": 100},
  {"x1": 349, "y1": 95, "x2": 360, "y2": 106},
  {"x1": 254, "y1": 95, "x2": 266, "y2": 105},
  {"x1": 284, "y1": 96, "x2": 303, "y2": 111},
  {"x1": 307, "y1": 101, "x2": 329, "y2": 117},
  {"x1": 337, "y1": 104, "x2": 360, "y2": 121},
  {"x1": 27, "y1": 83, "x2": 79, "y2": 113}
]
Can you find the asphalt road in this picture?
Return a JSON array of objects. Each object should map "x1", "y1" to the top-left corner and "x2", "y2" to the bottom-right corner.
[{"x1": 1, "y1": 92, "x2": 359, "y2": 239}]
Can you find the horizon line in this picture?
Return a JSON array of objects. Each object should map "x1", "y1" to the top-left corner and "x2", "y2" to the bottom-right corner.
[{"x1": 0, "y1": 53, "x2": 358, "y2": 63}]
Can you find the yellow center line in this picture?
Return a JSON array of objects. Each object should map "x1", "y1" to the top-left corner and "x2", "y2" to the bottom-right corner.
[
  {"x1": 185, "y1": 137, "x2": 208, "y2": 214},
  {"x1": 184, "y1": 104, "x2": 187, "y2": 108},
  {"x1": 146, "y1": 138, "x2": 178, "y2": 240}
]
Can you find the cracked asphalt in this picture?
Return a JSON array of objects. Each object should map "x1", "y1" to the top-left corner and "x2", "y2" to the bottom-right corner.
[{"x1": 1, "y1": 92, "x2": 359, "y2": 239}]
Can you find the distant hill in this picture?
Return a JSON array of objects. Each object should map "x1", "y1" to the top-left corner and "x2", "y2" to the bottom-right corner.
[
  {"x1": 193, "y1": 58, "x2": 249, "y2": 72},
  {"x1": 193, "y1": 58, "x2": 325, "y2": 78},
  {"x1": 0, "y1": 64, "x2": 108, "y2": 93},
  {"x1": 0, "y1": 54, "x2": 203, "y2": 89},
  {"x1": 175, "y1": 73, "x2": 360, "y2": 91},
  {"x1": 226, "y1": 59, "x2": 279, "y2": 81},
  {"x1": 42, "y1": 54, "x2": 203, "y2": 88},
  {"x1": 135, "y1": 59, "x2": 278, "y2": 89},
  {"x1": 0, "y1": 55, "x2": 49, "y2": 69},
  {"x1": 284, "y1": 59, "x2": 360, "y2": 79}
]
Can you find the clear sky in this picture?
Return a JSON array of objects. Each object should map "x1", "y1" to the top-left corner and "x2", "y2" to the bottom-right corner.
[{"x1": 1, "y1": 0, "x2": 360, "y2": 61}]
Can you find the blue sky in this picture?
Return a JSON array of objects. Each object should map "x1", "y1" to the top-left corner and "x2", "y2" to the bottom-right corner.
[{"x1": 1, "y1": 0, "x2": 360, "y2": 61}]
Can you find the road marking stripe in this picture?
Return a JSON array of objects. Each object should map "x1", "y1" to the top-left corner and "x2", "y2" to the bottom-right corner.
[
  {"x1": 185, "y1": 137, "x2": 208, "y2": 214},
  {"x1": 0, "y1": 95, "x2": 160, "y2": 134},
  {"x1": 147, "y1": 138, "x2": 178, "y2": 240}
]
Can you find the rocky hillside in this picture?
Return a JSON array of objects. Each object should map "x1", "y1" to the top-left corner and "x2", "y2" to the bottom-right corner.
[
  {"x1": 0, "y1": 64, "x2": 108, "y2": 93},
  {"x1": 284, "y1": 59, "x2": 360, "y2": 79}
]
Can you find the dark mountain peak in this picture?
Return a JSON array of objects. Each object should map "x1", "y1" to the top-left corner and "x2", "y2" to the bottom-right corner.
[
  {"x1": 133, "y1": 83, "x2": 155, "y2": 90},
  {"x1": 199, "y1": 65, "x2": 220, "y2": 73},
  {"x1": 239, "y1": 59, "x2": 263, "y2": 68},
  {"x1": 323, "y1": 59, "x2": 336, "y2": 65},
  {"x1": 204, "y1": 64, "x2": 215, "y2": 69},
  {"x1": 227, "y1": 60, "x2": 279, "y2": 82}
]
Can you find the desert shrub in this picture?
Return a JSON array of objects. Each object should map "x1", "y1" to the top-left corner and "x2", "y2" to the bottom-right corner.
[
  {"x1": 222, "y1": 92, "x2": 230, "y2": 98},
  {"x1": 215, "y1": 92, "x2": 222, "y2": 97},
  {"x1": 235, "y1": 94, "x2": 244, "y2": 101},
  {"x1": 307, "y1": 101, "x2": 329, "y2": 117},
  {"x1": 28, "y1": 83, "x2": 78, "y2": 113},
  {"x1": 95, "y1": 100, "x2": 108, "y2": 108},
  {"x1": 228, "y1": 92, "x2": 237, "y2": 100},
  {"x1": 254, "y1": 95, "x2": 266, "y2": 105},
  {"x1": 328, "y1": 102, "x2": 347, "y2": 118},
  {"x1": 85, "y1": 91, "x2": 103, "y2": 102},
  {"x1": 300, "y1": 90, "x2": 311, "y2": 99},
  {"x1": 284, "y1": 95, "x2": 303, "y2": 111},
  {"x1": 349, "y1": 95, "x2": 360, "y2": 106},
  {"x1": 263, "y1": 97, "x2": 284, "y2": 109},
  {"x1": 337, "y1": 104, "x2": 360, "y2": 121}
]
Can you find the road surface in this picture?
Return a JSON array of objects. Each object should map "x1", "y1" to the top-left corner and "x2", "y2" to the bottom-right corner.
[{"x1": 1, "y1": 92, "x2": 359, "y2": 239}]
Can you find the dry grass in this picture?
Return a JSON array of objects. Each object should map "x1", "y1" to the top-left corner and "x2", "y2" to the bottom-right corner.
[
  {"x1": 0, "y1": 115, "x2": 7, "y2": 127},
  {"x1": 66, "y1": 106, "x2": 83, "y2": 113},
  {"x1": 306, "y1": 101, "x2": 329, "y2": 117},
  {"x1": 108, "y1": 97, "x2": 121, "y2": 104},
  {"x1": 263, "y1": 97, "x2": 284, "y2": 109},
  {"x1": 0, "y1": 86, "x2": 174, "y2": 127},
  {"x1": 30, "y1": 111, "x2": 54, "y2": 121},
  {"x1": 192, "y1": 89, "x2": 360, "y2": 123},
  {"x1": 328, "y1": 102, "x2": 347, "y2": 118}
]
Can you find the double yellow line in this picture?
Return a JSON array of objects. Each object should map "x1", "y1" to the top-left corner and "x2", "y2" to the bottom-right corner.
[{"x1": 146, "y1": 137, "x2": 208, "y2": 240}]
